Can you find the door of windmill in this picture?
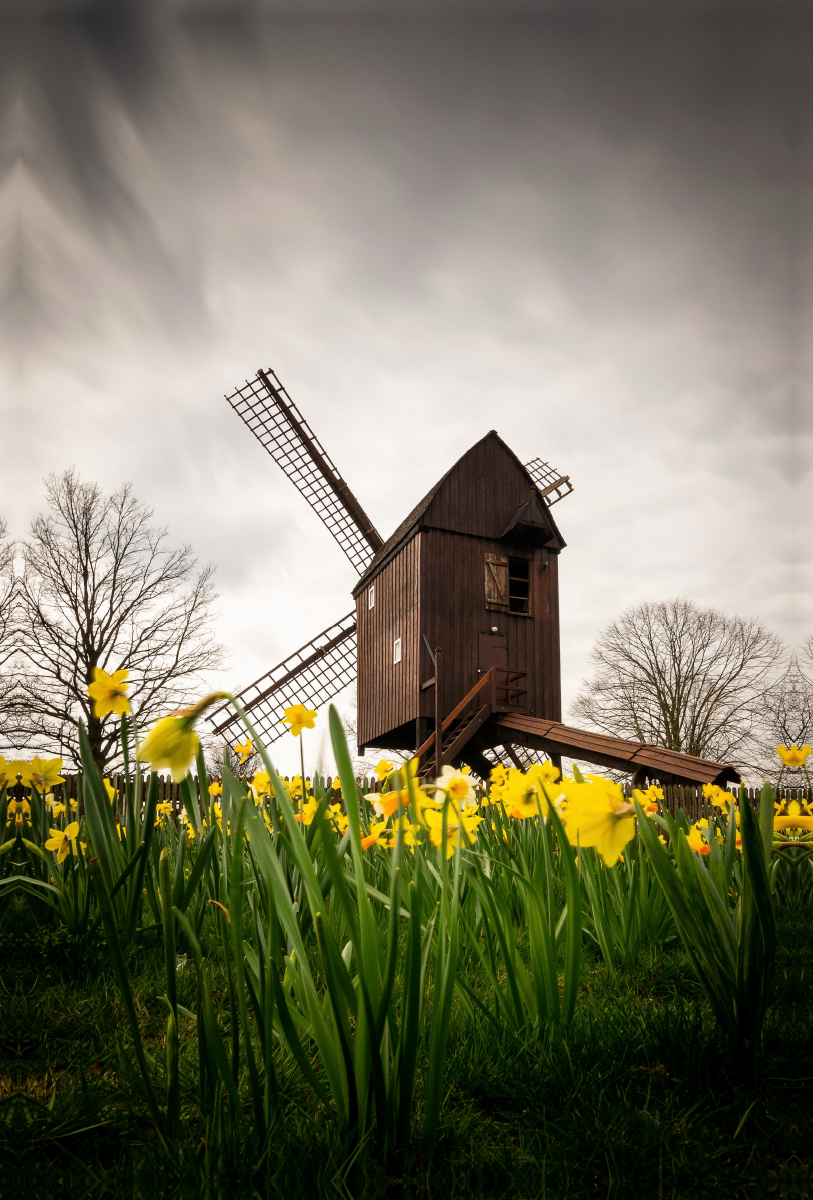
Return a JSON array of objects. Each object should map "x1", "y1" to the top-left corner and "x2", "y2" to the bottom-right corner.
[{"x1": 479, "y1": 632, "x2": 507, "y2": 705}]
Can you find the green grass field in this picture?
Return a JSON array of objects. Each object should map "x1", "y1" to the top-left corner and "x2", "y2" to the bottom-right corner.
[{"x1": 4, "y1": 902, "x2": 809, "y2": 1200}]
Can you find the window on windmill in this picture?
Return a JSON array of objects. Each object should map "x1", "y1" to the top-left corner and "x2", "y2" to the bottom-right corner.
[
  {"x1": 393, "y1": 638, "x2": 402, "y2": 664},
  {"x1": 508, "y1": 558, "x2": 531, "y2": 615},
  {"x1": 368, "y1": 584, "x2": 375, "y2": 610}
]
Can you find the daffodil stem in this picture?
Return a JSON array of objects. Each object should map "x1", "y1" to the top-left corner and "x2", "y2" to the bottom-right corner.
[{"x1": 299, "y1": 736, "x2": 306, "y2": 822}]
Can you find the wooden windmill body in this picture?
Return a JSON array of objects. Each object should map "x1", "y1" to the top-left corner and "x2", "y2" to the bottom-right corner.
[{"x1": 212, "y1": 368, "x2": 739, "y2": 789}]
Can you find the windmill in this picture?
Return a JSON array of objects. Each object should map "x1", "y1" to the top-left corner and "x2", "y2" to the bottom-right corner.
[{"x1": 210, "y1": 367, "x2": 740, "y2": 789}]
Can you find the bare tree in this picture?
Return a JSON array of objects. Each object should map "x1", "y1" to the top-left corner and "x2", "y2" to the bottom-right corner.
[
  {"x1": 0, "y1": 518, "x2": 16, "y2": 749},
  {"x1": 571, "y1": 598, "x2": 785, "y2": 774},
  {"x1": 758, "y1": 655, "x2": 813, "y2": 764},
  {"x1": 13, "y1": 470, "x2": 225, "y2": 773},
  {"x1": 0, "y1": 518, "x2": 13, "y2": 667}
]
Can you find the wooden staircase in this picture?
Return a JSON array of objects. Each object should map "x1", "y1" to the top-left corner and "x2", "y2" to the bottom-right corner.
[{"x1": 415, "y1": 665, "x2": 529, "y2": 782}]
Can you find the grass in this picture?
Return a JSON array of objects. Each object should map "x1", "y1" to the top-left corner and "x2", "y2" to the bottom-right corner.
[{"x1": 3, "y1": 902, "x2": 810, "y2": 1200}]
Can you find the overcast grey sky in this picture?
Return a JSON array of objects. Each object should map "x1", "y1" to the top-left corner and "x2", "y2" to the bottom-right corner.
[{"x1": 2, "y1": 5, "x2": 810, "y2": 772}]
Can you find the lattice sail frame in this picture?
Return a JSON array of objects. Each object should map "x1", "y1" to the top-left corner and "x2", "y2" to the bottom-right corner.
[
  {"x1": 524, "y1": 458, "x2": 574, "y2": 507},
  {"x1": 211, "y1": 613, "x2": 358, "y2": 746},
  {"x1": 226, "y1": 368, "x2": 383, "y2": 575}
]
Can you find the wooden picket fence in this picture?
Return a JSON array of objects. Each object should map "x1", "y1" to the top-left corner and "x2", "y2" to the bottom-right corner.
[{"x1": 47, "y1": 774, "x2": 808, "y2": 826}]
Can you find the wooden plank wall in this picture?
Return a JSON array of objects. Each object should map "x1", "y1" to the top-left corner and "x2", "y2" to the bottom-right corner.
[
  {"x1": 419, "y1": 528, "x2": 561, "y2": 724},
  {"x1": 533, "y1": 548, "x2": 561, "y2": 721},
  {"x1": 355, "y1": 534, "x2": 420, "y2": 747},
  {"x1": 423, "y1": 431, "x2": 548, "y2": 539}
]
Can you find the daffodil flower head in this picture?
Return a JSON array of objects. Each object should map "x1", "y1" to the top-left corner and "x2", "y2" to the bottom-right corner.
[
  {"x1": 251, "y1": 771, "x2": 271, "y2": 797},
  {"x1": 702, "y1": 783, "x2": 733, "y2": 809},
  {"x1": 686, "y1": 823, "x2": 712, "y2": 856},
  {"x1": 374, "y1": 759, "x2": 394, "y2": 782},
  {"x1": 137, "y1": 715, "x2": 200, "y2": 783},
  {"x1": 777, "y1": 744, "x2": 812, "y2": 768},
  {"x1": 87, "y1": 667, "x2": 131, "y2": 719},
  {"x1": 369, "y1": 788, "x2": 410, "y2": 820},
  {"x1": 422, "y1": 807, "x2": 483, "y2": 858},
  {"x1": 294, "y1": 799, "x2": 319, "y2": 826},
  {"x1": 283, "y1": 703, "x2": 317, "y2": 738},
  {"x1": 235, "y1": 738, "x2": 254, "y2": 763},
  {"x1": 361, "y1": 819, "x2": 389, "y2": 850},
  {"x1": 433, "y1": 765, "x2": 477, "y2": 810},
  {"x1": 44, "y1": 822, "x2": 82, "y2": 864},
  {"x1": 16, "y1": 757, "x2": 65, "y2": 792},
  {"x1": 559, "y1": 775, "x2": 636, "y2": 866},
  {"x1": 0, "y1": 758, "x2": 21, "y2": 789},
  {"x1": 209, "y1": 781, "x2": 223, "y2": 797},
  {"x1": 103, "y1": 779, "x2": 117, "y2": 805}
]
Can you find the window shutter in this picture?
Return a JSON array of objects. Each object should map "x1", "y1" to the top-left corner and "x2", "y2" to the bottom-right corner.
[{"x1": 484, "y1": 554, "x2": 510, "y2": 611}]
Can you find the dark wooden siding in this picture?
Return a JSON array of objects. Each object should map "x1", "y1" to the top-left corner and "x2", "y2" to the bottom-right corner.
[
  {"x1": 355, "y1": 535, "x2": 421, "y2": 748},
  {"x1": 422, "y1": 432, "x2": 555, "y2": 542},
  {"x1": 418, "y1": 529, "x2": 561, "y2": 724},
  {"x1": 533, "y1": 549, "x2": 561, "y2": 720}
]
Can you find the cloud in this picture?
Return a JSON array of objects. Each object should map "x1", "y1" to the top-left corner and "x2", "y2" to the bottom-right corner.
[{"x1": 1, "y1": 11, "x2": 810, "y2": 772}]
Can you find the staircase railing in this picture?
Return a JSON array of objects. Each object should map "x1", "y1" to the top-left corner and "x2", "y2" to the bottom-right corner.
[
  {"x1": 491, "y1": 668, "x2": 529, "y2": 713},
  {"x1": 416, "y1": 667, "x2": 494, "y2": 774}
]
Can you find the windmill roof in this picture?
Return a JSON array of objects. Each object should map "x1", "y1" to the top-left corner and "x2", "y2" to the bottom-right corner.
[
  {"x1": 352, "y1": 474, "x2": 447, "y2": 595},
  {"x1": 352, "y1": 430, "x2": 564, "y2": 596}
]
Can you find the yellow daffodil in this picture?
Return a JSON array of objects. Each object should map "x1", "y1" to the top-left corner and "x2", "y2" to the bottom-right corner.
[
  {"x1": 86, "y1": 667, "x2": 131, "y2": 719},
  {"x1": 686, "y1": 824, "x2": 711, "y2": 856},
  {"x1": 386, "y1": 815, "x2": 421, "y2": 849},
  {"x1": 138, "y1": 716, "x2": 199, "y2": 783},
  {"x1": 369, "y1": 787, "x2": 411, "y2": 820},
  {"x1": 632, "y1": 785, "x2": 663, "y2": 815},
  {"x1": 329, "y1": 803, "x2": 349, "y2": 834},
  {"x1": 283, "y1": 704, "x2": 317, "y2": 738},
  {"x1": 44, "y1": 822, "x2": 83, "y2": 864},
  {"x1": 702, "y1": 783, "x2": 733, "y2": 809},
  {"x1": 251, "y1": 770, "x2": 272, "y2": 795},
  {"x1": 50, "y1": 801, "x2": 66, "y2": 819},
  {"x1": 234, "y1": 738, "x2": 254, "y2": 763},
  {"x1": 209, "y1": 781, "x2": 223, "y2": 797},
  {"x1": 361, "y1": 819, "x2": 389, "y2": 850},
  {"x1": 433, "y1": 766, "x2": 477, "y2": 810},
  {"x1": 374, "y1": 759, "x2": 394, "y2": 781},
  {"x1": 294, "y1": 799, "x2": 319, "y2": 826},
  {"x1": 103, "y1": 779, "x2": 117, "y2": 805},
  {"x1": 0, "y1": 758, "x2": 20, "y2": 789},
  {"x1": 137, "y1": 692, "x2": 225, "y2": 783},
  {"x1": 776, "y1": 744, "x2": 812, "y2": 768},
  {"x1": 331, "y1": 777, "x2": 342, "y2": 795},
  {"x1": 288, "y1": 775, "x2": 304, "y2": 800},
  {"x1": 526, "y1": 761, "x2": 560, "y2": 786},
  {"x1": 774, "y1": 800, "x2": 813, "y2": 833},
  {"x1": 560, "y1": 776, "x2": 636, "y2": 867},
  {"x1": 502, "y1": 767, "x2": 563, "y2": 820},
  {"x1": 422, "y1": 807, "x2": 483, "y2": 858},
  {"x1": 16, "y1": 757, "x2": 65, "y2": 792},
  {"x1": 156, "y1": 801, "x2": 173, "y2": 816}
]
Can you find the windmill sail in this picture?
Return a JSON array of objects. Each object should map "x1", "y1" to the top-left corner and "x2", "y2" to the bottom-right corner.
[
  {"x1": 226, "y1": 368, "x2": 383, "y2": 574},
  {"x1": 210, "y1": 612, "x2": 357, "y2": 746},
  {"x1": 524, "y1": 458, "x2": 574, "y2": 507}
]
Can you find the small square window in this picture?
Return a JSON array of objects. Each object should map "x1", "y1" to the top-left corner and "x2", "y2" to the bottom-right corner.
[
  {"x1": 368, "y1": 584, "x2": 375, "y2": 610},
  {"x1": 393, "y1": 638, "x2": 402, "y2": 664},
  {"x1": 508, "y1": 558, "x2": 531, "y2": 615}
]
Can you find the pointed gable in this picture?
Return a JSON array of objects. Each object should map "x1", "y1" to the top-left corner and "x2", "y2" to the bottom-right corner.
[{"x1": 353, "y1": 431, "x2": 565, "y2": 596}]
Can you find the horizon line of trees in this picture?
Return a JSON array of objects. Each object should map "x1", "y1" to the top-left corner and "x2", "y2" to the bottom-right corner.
[{"x1": 0, "y1": 471, "x2": 809, "y2": 782}]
